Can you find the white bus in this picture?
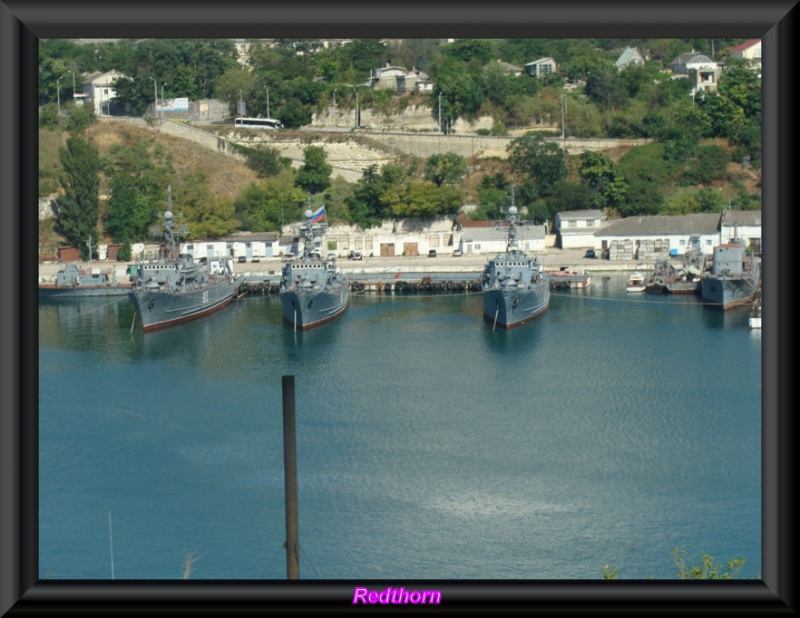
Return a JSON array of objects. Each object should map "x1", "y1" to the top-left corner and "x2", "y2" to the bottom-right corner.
[{"x1": 233, "y1": 117, "x2": 284, "y2": 130}]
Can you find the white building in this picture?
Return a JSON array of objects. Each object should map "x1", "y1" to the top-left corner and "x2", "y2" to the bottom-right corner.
[
  {"x1": 524, "y1": 57, "x2": 558, "y2": 78},
  {"x1": 553, "y1": 209, "x2": 605, "y2": 249},
  {"x1": 594, "y1": 212, "x2": 762, "y2": 260},
  {"x1": 179, "y1": 232, "x2": 282, "y2": 261},
  {"x1": 81, "y1": 69, "x2": 126, "y2": 116},
  {"x1": 728, "y1": 39, "x2": 761, "y2": 71},
  {"x1": 459, "y1": 221, "x2": 546, "y2": 256}
]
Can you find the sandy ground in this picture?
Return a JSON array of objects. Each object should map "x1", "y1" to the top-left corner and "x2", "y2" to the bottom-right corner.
[{"x1": 38, "y1": 248, "x2": 649, "y2": 283}]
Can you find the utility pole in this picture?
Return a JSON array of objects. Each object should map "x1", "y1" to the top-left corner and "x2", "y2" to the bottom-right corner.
[
  {"x1": 161, "y1": 83, "x2": 167, "y2": 117},
  {"x1": 264, "y1": 86, "x2": 270, "y2": 118},
  {"x1": 57, "y1": 75, "x2": 64, "y2": 116},
  {"x1": 150, "y1": 76, "x2": 158, "y2": 118},
  {"x1": 438, "y1": 91, "x2": 442, "y2": 134},
  {"x1": 332, "y1": 88, "x2": 337, "y2": 127}
]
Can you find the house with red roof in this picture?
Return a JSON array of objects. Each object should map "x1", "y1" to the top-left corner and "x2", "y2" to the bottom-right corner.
[{"x1": 728, "y1": 39, "x2": 761, "y2": 71}]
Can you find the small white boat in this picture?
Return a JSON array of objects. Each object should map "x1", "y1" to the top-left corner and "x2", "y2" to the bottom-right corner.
[{"x1": 626, "y1": 272, "x2": 646, "y2": 293}]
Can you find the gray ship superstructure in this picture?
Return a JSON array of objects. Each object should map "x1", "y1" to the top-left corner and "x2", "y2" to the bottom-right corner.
[
  {"x1": 699, "y1": 240, "x2": 760, "y2": 310},
  {"x1": 129, "y1": 188, "x2": 244, "y2": 331},
  {"x1": 39, "y1": 263, "x2": 132, "y2": 298},
  {"x1": 481, "y1": 188, "x2": 549, "y2": 329},
  {"x1": 279, "y1": 203, "x2": 349, "y2": 329}
]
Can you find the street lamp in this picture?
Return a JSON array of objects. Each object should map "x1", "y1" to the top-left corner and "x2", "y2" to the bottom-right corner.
[
  {"x1": 438, "y1": 91, "x2": 442, "y2": 134},
  {"x1": 149, "y1": 76, "x2": 158, "y2": 118},
  {"x1": 264, "y1": 86, "x2": 270, "y2": 118},
  {"x1": 56, "y1": 75, "x2": 64, "y2": 116}
]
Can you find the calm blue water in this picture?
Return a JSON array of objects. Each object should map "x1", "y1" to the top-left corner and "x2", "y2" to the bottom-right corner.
[{"x1": 38, "y1": 272, "x2": 761, "y2": 580}]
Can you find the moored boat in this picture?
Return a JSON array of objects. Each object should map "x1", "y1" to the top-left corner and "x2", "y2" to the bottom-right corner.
[
  {"x1": 626, "y1": 271, "x2": 646, "y2": 293},
  {"x1": 128, "y1": 187, "x2": 245, "y2": 332},
  {"x1": 481, "y1": 187, "x2": 549, "y2": 329},
  {"x1": 39, "y1": 263, "x2": 132, "y2": 298},
  {"x1": 279, "y1": 201, "x2": 349, "y2": 330},
  {"x1": 699, "y1": 241, "x2": 760, "y2": 310},
  {"x1": 644, "y1": 259, "x2": 676, "y2": 294}
]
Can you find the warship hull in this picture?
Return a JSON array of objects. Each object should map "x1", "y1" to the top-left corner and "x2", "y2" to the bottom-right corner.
[
  {"x1": 39, "y1": 284, "x2": 132, "y2": 298},
  {"x1": 699, "y1": 275, "x2": 759, "y2": 310},
  {"x1": 665, "y1": 280, "x2": 700, "y2": 294},
  {"x1": 280, "y1": 286, "x2": 349, "y2": 330},
  {"x1": 130, "y1": 279, "x2": 242, "y2": 331},
  {"x1": 482, "y1": 285, "x2": 549, "y2": 329}
]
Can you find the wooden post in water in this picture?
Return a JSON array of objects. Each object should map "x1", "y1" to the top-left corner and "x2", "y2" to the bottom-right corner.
[{"x1": 282, "y1": 375, "x2": 300, "y2": 579}]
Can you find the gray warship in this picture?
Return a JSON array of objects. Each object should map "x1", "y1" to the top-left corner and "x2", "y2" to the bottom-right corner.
[
  {"x1": 39, "y1": 263, "x2": 132, "y2": 298},
  {"x1": 481, "y1": 187, "x2": 550, "y2": 329},
  {"x1": 699, "y1": 240, "x2": 760, "y2": 310},
  {"x1": 128, "y1": 188, "x2": 244, "y2": 332},
  {"x1": 279, "y1": 203, "x2": 349, "y2": 330}
]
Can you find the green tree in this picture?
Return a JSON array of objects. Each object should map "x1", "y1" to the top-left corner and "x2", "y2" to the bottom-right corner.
[
  {"x1": 243, "y1": 145, "x2": 290, "y2": 179},
  {"x1": 424, "y1": 152, "x2": 468, "y2": 187},
  {"x1": 102, "y1": 137, "x2": 174, "y2": 243},
  {"x1": 507, "y1": 132, "x2": 567, "y2": 196},
  {"x1": 278, "y1": 98, "x2": 312, "y2": 129},
  {"x1": 619, "y1": 177, "x2": 663, "y2": 217},
  {"x1": 173, "y1": 173, "x2": 238, "y2": 238},
  {"x1": 602, "y1": 548, "x2": 747, "y2": 580},
  {"x1": 440, "y1": 39, "x2": 493, "y2": 67},
  {"x1": 54, "y1": 136, "x2": 101, "y2": 259},
  {"x1": 546, "y1": 180, "x2": 597, "y2": 214},
  {"x1": 382, "y1": 181, "x2": 462, "y2": 219},
  {"x1": 672, "y1": 548, "x2": 746, "y2": 579},
  {"x1": 39, "y1": 103, "x2": 60, "y2": 129},
  {"x1": 578, "y1": 151, "x2": 627, "y2": 210},
  {"x1": 295, "y1": 145, "x2": 332, "y2": 195},
  {"x1": 234, "y1": 171, "x2": 306, "y2": 232},
  {"x1": 345, "y1": 165, "x2": 394, "y2": 229},
  {"x1": 472, "y1": 173, "x2": 511, "y2": 221},
  {"x1": 64, "y1": 104, "x2": 97, "y2": 132},
  {"x1": 584, "y1": 61, "x2": 627, "y2": 111}
]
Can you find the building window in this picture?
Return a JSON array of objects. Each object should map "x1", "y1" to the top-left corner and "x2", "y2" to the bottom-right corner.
[
  {"x1": 568, "y1": 220, "x2": 577, "y2": 228},
  {"x1": 586, "y1": 220, "x2": 594, "y2": 227}
]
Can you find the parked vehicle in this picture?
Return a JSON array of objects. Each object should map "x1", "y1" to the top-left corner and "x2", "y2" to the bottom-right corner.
[
  {"x1": 350, "y1": 251, "x2": 363, "y2": 261},
  {"x1": 237, "y1": 256, "x2": 247, "y2": 263},
  {"x1": 584, "y1": 249, "x2": 596, "y2": 259},
  {"x1": 453, "y1": 249, "x2": 463, "y2": 257},
  {"x1": 428, "y1": 250, "x2": 437, "y2": 258}
]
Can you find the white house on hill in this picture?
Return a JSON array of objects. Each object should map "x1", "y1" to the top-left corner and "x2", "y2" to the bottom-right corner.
[
  {"x1": 81, "y1": 69, "x2": 127, "y2": 116},
  {"x1": 553, "y1": 210, "x2": 605, "y2": 249}
]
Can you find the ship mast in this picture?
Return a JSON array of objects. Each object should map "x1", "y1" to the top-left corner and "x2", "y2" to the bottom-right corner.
[
  {"x1": 163, "y1": 186, "x2": 177, "y2": 260},
  {"x1": 301, "y1": 195, "x2": 327, "y2": 259},
  {"x1": 506, "y1": 185, "x2": 519, "y2": 253}
]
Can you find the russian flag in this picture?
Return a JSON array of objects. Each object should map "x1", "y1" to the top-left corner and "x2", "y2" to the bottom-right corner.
[{"x1": 311, "y1": 205, "x2": 326, "y2": 223}]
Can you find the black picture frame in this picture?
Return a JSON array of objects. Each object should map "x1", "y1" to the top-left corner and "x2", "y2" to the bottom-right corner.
[{"x1": 2, "y1": 1, "x2": 794, "y2": 613}]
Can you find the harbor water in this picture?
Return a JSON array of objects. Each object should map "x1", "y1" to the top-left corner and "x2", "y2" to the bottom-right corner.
[{"x1": 38, "y1": 272, "x2": 762, "y2": 580}]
